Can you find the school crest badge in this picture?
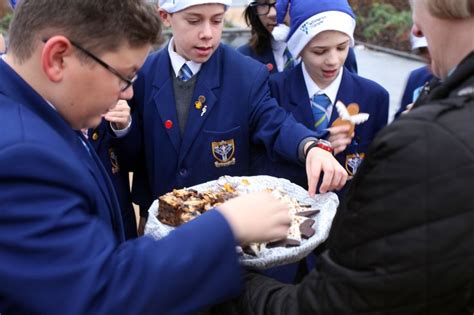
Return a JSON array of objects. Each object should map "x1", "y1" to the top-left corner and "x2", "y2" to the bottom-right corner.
[
  {"x1": 212, "y1": 139, "x2": 236, "y2": 168},
  {"x1": 345, "y1": 153, "x2": 365, "y2": 177},
  {"x1": 109, "y1": 148, "x2": 120, "y2": 174}
]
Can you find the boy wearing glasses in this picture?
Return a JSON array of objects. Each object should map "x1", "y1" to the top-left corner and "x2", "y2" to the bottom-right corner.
[
  {"x1": 0, "y1": 0, "x2": 302, "y2": 313},
  {"x1": 118, "y1": 0, "x2": 348, "y2": 213},
  {"x1": 13, "y1": 0, "x2": 139, "y2": 240}
]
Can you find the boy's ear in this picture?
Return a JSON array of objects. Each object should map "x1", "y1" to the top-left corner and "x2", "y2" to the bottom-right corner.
[
  {"x1": 158, "y1": 9, "x2": 172, "y2": 27},
  {"x1": 41, "y1": 36, "x2": 75, "y2": 83}
]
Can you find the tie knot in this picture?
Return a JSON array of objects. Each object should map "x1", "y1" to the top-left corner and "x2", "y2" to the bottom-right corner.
[
  {"x1": 312, "y1": 93, "x2": 331, "y2": 108},
  {"x1": 178, "y1": 63, "x2": 193, "y2": 82}
]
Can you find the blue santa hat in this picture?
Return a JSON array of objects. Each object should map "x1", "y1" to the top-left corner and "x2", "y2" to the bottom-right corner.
[
  {"x1": 275, "y1": 0, "x2": 290, "y2": 25},
  {"x1": 271, "y1": 0, "x2": 291, "y2": 41},
  {"x1": 287, "y1": 0, "x2": 356, "y2": 57}
]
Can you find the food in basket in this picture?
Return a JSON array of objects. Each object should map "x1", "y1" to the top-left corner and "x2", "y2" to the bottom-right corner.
[
  {"x1": 244, "y1": 206, "x2": 320, "y2": 256},
  {"x1": 156, "y1": 178, "x2": 321, "y2": 256},
  {"x1": 157, "y1": 188, "x2": 237, "y2": 226}
]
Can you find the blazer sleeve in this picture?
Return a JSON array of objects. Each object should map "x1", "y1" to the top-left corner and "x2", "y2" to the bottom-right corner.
[
  {"x1": 248, "y1": 66, "x2": 315, "y2": 164},
  {"x1": 0, "y1": 143, "x2": 242, "y2": 315}
]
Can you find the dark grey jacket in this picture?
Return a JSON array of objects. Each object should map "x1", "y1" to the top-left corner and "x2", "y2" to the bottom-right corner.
[{"x1": 213, "y1": 51, "x2": 474, "y2": 315}]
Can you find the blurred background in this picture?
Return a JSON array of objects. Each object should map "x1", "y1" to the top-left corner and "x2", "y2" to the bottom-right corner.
[
  {"x1": 0, "y1": 0, "x2": 414, "y2": 52},
  {"x1": 0, "y1": 0, "x2": 422, "y2": 120}
]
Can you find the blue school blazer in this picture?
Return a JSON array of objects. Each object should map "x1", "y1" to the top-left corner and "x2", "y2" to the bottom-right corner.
[
  {"x1": 238, "y1": 44, "x2": 279, "y2": 74},
  {"x1": 252, "y1": 63, "x2": 389, "y2": 191},
  {"x1": 88, "y1": 121, "x2": 137, "y2": 239},
  {"x1": 0, "y1": 59, "x2": 242, "y2": 315},
  {"x1": 119, "y1": 43, "x2": 316, "y2": 206},
  {"x1": 396, "y1": 65, "x2": 433, "y2": 118}
]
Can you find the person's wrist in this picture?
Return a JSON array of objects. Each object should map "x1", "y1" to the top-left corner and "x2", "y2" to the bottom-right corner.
[
  {"x1": 304, "y1": 139, "x2": 334, "y2": 158},
  {"x1": 315, "y1": 139, "x2": 333, "y2": 154},
  {"x1": 216, "y1": 206, "x2": 244, "y2": 245}
]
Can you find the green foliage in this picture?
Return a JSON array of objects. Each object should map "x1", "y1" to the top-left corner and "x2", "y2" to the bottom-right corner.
[
  {"x1": 224, "y1": 19, "x2": 235, "y2": 28},
  {"x1": 361, "y1": 3, "x2": 412, "y2": 40},
  {"x1": 0, "y1": 13, "x2": 12, "y2": 34}
]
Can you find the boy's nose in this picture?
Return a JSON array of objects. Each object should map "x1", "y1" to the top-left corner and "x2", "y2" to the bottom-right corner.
[
  {"x1": 199, "y1": 22, "x2": 213, "y2": 39},
  {"x1": 325, "y1": 51, "x2": 338, "y2": 66}
]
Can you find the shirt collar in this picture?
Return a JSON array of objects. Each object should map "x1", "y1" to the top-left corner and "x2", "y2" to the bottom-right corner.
[
  {"x1": 168, "y1": 38, "x2": 202, "y2": 78},
  {"x1": 302, "y1": 62, "x2": 343, "y2": 104}
]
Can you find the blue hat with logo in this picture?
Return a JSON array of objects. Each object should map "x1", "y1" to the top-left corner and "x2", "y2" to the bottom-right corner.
[{"x1": 287, "y1": 0, "x2": 356, "y2": 57}]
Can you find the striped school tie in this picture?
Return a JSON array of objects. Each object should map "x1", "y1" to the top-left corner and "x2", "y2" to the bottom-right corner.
[
  {"x1": 311, "y1": 93, "x2": 332, "y2": 132},
  {"x1": 283, "y1": 47, "x2": 295, "y2": 70},
  {"x1": 178, "y1": 63, "x2": 193, "y2": 82}
]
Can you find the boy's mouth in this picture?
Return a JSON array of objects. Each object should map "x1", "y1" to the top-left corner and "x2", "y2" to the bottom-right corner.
[
  {"x1": 195, "y1": 46, "x2": 212, "y2": 56},
  {"x1": 322, "y1": 69, "x2": 338, "y2": 78}
]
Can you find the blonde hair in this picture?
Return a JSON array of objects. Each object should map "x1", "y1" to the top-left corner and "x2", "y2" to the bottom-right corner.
[{"x1": 424, "y1": 0, "x2": 474, "y2": 19}]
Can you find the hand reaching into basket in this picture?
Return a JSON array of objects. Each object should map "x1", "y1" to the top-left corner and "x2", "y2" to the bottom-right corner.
[{"x1": 217, "y1": 192, "x2": 292, "y2": 246}]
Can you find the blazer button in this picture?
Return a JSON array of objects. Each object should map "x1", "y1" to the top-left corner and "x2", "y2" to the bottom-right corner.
[
  {"x1": 92, "y1": 132, "x2": 99, "y2": 141},
  {"x1": 164, "y1": 120, "x2": 173, "y2": 129},
  {"x1": 179, "y1": 168, "x2": 188, "y2": 177}
]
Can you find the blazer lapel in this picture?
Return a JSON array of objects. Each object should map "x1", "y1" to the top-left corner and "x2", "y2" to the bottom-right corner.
[
  {"x1": 260, "y1": 49, "x2": 277, "y2": 74},
  {"x1": 179, "y1": 47, "x2": 222, "y2": 162},
  {"x1": 151, "y1": 51, "x2": 181, "y2": 154},
  {"x1": 76, "y1": 132, "x2": 125, "y2": 241},
  {"x1": 287, "y1": 65, "x2": 314, "y2": 129}
]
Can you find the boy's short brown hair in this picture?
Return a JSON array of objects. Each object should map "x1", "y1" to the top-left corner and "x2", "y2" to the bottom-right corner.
[{"x1": 8, "y1": 0, "x2": 163, "y2": 63}]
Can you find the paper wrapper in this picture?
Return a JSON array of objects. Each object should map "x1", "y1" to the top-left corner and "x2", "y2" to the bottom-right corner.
[{"x1": 145, "y1": 175, "x2": 338, "y2": 269}]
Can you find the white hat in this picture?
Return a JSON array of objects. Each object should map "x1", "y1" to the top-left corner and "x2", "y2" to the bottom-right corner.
[
  {"x1": 159, "y1": 0, "x2": 232, "y2": 13},
  {"x1": 287, "y1": 0, "x2": 356, "y2": 58},
  {"x1": 410, "y1": 34, "x2": 428, "y2": 52},
  {"x1": 287, "y1": 11, "x2": 356, "y2": 58}
]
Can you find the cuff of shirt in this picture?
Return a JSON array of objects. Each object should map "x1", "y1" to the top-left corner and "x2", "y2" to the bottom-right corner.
[
  {"x1": 298, "y1": 136, "x2": 318, "y2": 163},
  {"x1": 110, "y1": 118, "x2": 132, "y2": 138}
]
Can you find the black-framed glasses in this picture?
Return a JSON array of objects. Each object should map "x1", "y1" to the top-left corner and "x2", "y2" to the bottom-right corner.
[
  {"x1": 69, "y1": 40, "x2": 137, "y2": 92},
  {"x1": 249, "y1": 1, "x2": 277, "y2": 16},
  {"x1": 42, "y1": 39, "x2": 136, "y2": 92}
]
